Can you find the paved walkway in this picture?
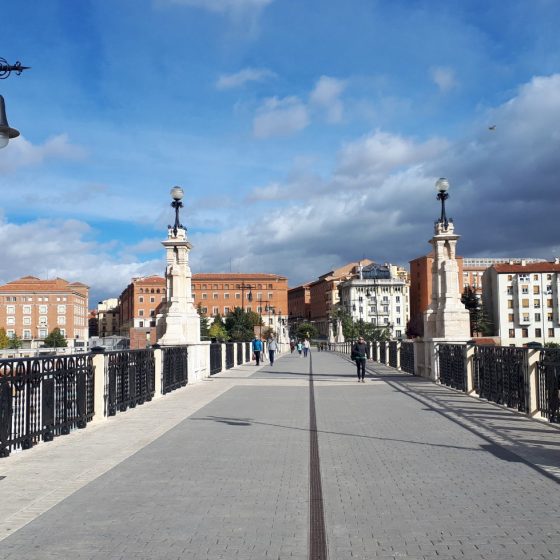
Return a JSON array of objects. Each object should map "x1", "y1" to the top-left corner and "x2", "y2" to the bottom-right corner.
[{"x1": 0, "y1": 351, "x2": 560, "y2": 559}]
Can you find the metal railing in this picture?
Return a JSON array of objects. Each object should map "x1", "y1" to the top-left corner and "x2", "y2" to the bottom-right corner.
[
  {"x1": 225, "y1": 343, "x2": 235, "y2": 369},
  {"x1": 210, "y1": 343, "x2": 222, "y2": 375},
  {"x1": 474, "y1": 346, "x2": 529, "y2": 412},
  {"x1": 437, "y1": 344, "x2": 466, "y2": 391},
  {"x1": 537, "y1": 348, "x2": 560, "y2": 423},
  {"x1": 371, "y1": 342, "x2": 378, "y2": 362},
  {"x1": 106, "y1": 349, "x2": 155, "y2": 416},
  {"x1": 236, "y1": 342, "x2": 243, "y2": 365},
  {"x1": 0, "y1": 353, "x2": 94, "y2": 457},
  {"x1": 162, "y1": 346, "x2": 188, "y2": 394},
  {"x1": 400, "y1": 341, "x2": 414, "y2": 374},
  {"x1": 379, "y1": 342, "x2": 387, "y2": 364},
  {"x1": 245, "y1": 342, "x2": 251, "y2": 362}
]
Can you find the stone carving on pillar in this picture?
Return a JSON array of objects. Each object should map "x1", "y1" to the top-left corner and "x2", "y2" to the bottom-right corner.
[
  {"x1": 328, "y1": 321, "x2": 335, "y2": 343},
  {"x1": 156, "y1": 186, "x2": 201, "y2": 346},
  {"x1": 423, "y1": 179, "x2": 470, "y2": 341},
  {"x1": 336, "y1": 318, "x2": 345, "y2": 343}
]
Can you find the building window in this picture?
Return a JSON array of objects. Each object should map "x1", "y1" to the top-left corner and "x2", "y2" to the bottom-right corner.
[
  {"x1": 535, "y1": 313, "x2": 541, "y2": 322},
  {"x1": 139, "y1": 296, "x2": 144, "y2": 303},
  {"x1": 224, "y1": 293, "x2": 230, "y2": 299},
  {"x1": 39, "y1": 329, "x2": 47, "y2": 338},
  {"x1": 139, "y1": 321, "x2": 144, "y2": 327},
  {"x1": 57, "y1": 305, "x2": 66, "y2": 313},
  {"x1": 224, "y1": 307, "x2": 230, "y2": 315},
  {"x1": 533, "y1": 286, "x2": 540, "y2": 294},
  {"x1": 23, "y1": 305, "x2": 31, "y2": 314},
  {"x1": 521, "y1": 299, "x2": 529, "y2": 308},
  {"x1": 535, "y1": 328, "x2": 542, "y2": 337},
  {"x1": 547, "y1": 274, "x2": 552, "y2": 280},
  {"x1": 212, "y1": 307, "x2": 218, "y2": 314},
  {"x1": 6, "y1": 305, "x2": 15, "y2": 314},
  {"x1": 509, "y1": 328, "x2": 515, "y2": 338},
  {"x1": 235, "y1": 293, "x2": 240, "y2": 299},
  {"x1": 268, "y1": 293, "x2": 273, "y2": 299},
  {"x1": 7, "y1": 330, "x2": 15, "y2": 338},
  {"x1": 57, "y1": 316, "x2": 66, "y2": 325},
  {"x1": 522, "y1": 313, "x2": 530, "y2": 322},
  {"x1": 201, "y1": 307, "x2": 208, "y2": 314},
  {"x1": 522, "y1": 328, "x2": 529, "y2": 338},
  {"x1": 6, "y1": 317, "x2": 15, "y2": 325},
  {"x1": 508, "y1": 313, "x2": 514, "y2": 323},
  {"x1": 202, "y1": 284, "x2": 207, "y2": 289},
  {"x1": 23, "y1": 316, "x2": 31, "y2": 325},
  {"x1": 534, "y1": 275, "x2": 539, "y2": 281},
  {"x1": 202, "y1": 293, "x2": 207, "y2": 299},
  {"x1": 506, "y1": 287, "x2": 513, "y2": 295},
  {"x1": 521, "y1": 286, "x2": 529, "y2": 294},
  {"x1": 549, "y1": 328, "x2": 555, "y2": 337},
  {"x1": 60, "y1": 329, "x2": 66, "y2": 337},
  {"x1": 396, "y1": 318, "x2": 401, "y2": 325},
  {"x1": 23, "y1": 330, "x2": 32, "y2": 339},
  {"x1": 547, "y1": 299, "x2": 553, "y2": 308},
  {"x1": 139, "y1": 310, "x2": 144, "y2": 316},
  {"x1": 39, "y1": 316, "x2": 47, "y2": 325},
  {"x1": 396, "y1": 296, "x2": 400, "y2": 303},
  {"x1": 150, "y1": 297, "x2": 155, "y2": 303},
  {"x1": 213, "y1": 284, "x2": 218, "y2": 290},
  {"x1": 548, "y1": 313, "x2": 554, "y2": 322},
  {"x1": 507, "y1": 275, "x2": 513, "y2": 281},
  {"x1": 38, "y1": 305, "x2": 47, "y2": 314}
]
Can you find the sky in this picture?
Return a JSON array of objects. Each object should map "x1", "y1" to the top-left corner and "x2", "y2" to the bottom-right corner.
[{"x1": 1, "y1": 0, "x2": 560, "y2": 305}]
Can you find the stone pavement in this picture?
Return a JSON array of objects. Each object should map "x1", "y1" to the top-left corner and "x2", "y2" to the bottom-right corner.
[{"x1": 0, "y1": 350, "x2": 559, "y2": 559}]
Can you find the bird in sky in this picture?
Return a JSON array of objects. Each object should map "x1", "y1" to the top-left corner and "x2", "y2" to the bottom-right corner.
[{"x1": 488, "y1": 125, "x2": 496, "y2": 131}]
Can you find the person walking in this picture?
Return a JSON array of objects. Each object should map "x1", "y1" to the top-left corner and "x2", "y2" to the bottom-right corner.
[
  {"x1": 303, "y1": 338, "x2": 310, "y2": 357},
  {"x1": 268, "y1": 335, "x2": 278, "y2": 366},
  {"x1": 252, "y1": 336, "x2": 263, "y2": 366},
  {"x1": 352, "y1": 336, "x2": 368, "y2": 382},
  {"x1": 290, "y1": 339, "x2": 295, "y2": 353},
  {"x1": 297, "y1": 340, "x2": 303, "y2": 356}
]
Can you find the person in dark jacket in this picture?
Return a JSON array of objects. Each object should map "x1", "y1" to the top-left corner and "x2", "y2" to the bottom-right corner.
[{"x1": 352, "y1": 336, "x2": 368, "y2": 382}]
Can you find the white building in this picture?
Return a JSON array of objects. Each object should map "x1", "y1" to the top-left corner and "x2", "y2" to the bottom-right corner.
[
  {"x1": 338, "y1": 263, "x2": 409, "y2": 339},
  {"x1": 482, "y1": 260, "x2": 560, "y2": 346}
]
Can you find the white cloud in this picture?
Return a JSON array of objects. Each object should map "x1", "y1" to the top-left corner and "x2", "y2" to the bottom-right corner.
[
  {"x1": 160, "y1": 0, "x2": 272, "y2": 15},
  {"x1": 0, "y1": 134, "x2": 86, "y2": 173},
  {"x1": 431, "y1": 66, "x2": 458, "y2": 93},
  {"x1": 216, "y1": 67, "x2": 276, "y2": 89},
  {"x1": 309, "y1": 76, "x2": 346, "y2": 123},
  {"x1": 253, "y1": 96, "x2": 310, "y2": 138}
]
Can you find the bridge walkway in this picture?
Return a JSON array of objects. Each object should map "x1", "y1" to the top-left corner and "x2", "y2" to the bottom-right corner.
[{"x1": 0, "y1": 350, "x2": 559, "y2": 559}]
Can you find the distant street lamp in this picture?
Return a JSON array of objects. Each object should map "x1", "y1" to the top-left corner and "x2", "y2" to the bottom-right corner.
[
  {"x1": 169, "y1": 186, "x2": 184, "y2": 236},
  {"x1": 435, "y1": 177, "x2": 450, "y2": 228},
  {"x1": 0, "y1": 58, "x2": 29, "y2": 149}
]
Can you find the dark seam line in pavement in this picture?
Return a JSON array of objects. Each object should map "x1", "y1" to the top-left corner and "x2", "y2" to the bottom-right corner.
[
  {"x1": 382, "y1": 378, "x2": 560, "y2": 485},
  {"x1": 309, "y1": 353, "x2": 328, "y2": 560}
]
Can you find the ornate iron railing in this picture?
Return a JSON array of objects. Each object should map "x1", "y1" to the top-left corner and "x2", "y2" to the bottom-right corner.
[
  {"x1": 473, "y1": 346, "x2": 529, "y2": 412},
  {"x1": 0, "y1": 353, "x2": 94, "y2": 457},
  {"x1": 437, "y1": 344, "x2": 467, "y2": 391},
  {"x1": 245, "y1": 342, "x2": 251, "y2": 362},
  {"x1": 161, "y1": 346, "x2": 188, "y2": 394},
  {"x1": 210, "y1": 343, "x2": 222, "y2": 375},
  {"x1": 106, "y1": 349, "x2": 155, "y2": 416},
  {"x1": 225, "y1": 343, "x2": 235, "y2": 369},
  {"x1": 236, "y1": 342, "x2": 243, "y2": 365},
  {"x1": 379, "y1": 342, "x2": 387, "y2": 364},
  {"x1": 400, "y1": 342, "x2": 415, "y2": 374},
  {"x1": 537, "y1": 348, "x2": 560, "y2": 423},
  {"x1": 389, "y1": 341, "x2": 398, "y2": 368},
  {"x1": 371, "y1": 343, "x2": 378, "y2": 362}
]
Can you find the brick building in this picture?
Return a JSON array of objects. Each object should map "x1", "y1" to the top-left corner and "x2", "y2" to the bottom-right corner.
[
  {"x1": 0, "y1": 276, "x2": 89, "y2": 348},
  {"x1": 287, "y1": 283, "x2": 311, "y2": 322}
]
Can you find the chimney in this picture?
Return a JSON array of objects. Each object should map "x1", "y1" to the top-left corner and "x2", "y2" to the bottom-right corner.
[
  {"x1": 508, "y1": 260, "x2": 513, "y2": 265},
  {"x1": 521, "y1": 259, "x2": 526, "y2": 266},
  {"x1": 555, "y1": 257, "x2": 559, "y2": 265}
]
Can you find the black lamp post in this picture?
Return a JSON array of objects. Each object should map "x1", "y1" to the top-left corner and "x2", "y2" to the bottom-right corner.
[
  {"x1": 169, "y1": 186, "x2": 184, "y2": 236},
  {"x1": 0, "y1": 57, "x2": 29, "y2": 150},
  {"x1": 435, "y1": 177, "x2": 450, "y2": 228},
  {"x1": 240, "y1": 283, "x2": 253, "y2": 311}
]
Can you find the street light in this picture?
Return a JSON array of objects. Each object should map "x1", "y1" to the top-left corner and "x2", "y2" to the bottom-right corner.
[
  {"x1": 0, "y1": 58, "x2": 29, "y2": 149},
  {"x1": 435, "y1": 177, "x2": 450, "y2": 228},
  {"x1": 169, "y1": 186, "x2": 184, "y2": 237}
]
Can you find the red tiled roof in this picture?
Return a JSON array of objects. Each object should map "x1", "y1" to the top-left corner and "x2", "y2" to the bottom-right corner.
[
  {"x1": 193, "y1": 273, "x2": 287, "y2": 280},
  {"x1": 493, "y1": 263, "x2": 560, "y2": 273}
]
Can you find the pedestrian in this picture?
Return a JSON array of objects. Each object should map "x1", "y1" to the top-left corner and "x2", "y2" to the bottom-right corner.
[
  {"x1": 303, "y1": 338, "x2": 310, "y2": 357},
  {"x1": 290, "y1": 339, "x2": 295, "y2": 353},
  {"x1": 268, "y1": 335, "x2": 278, "y2": 366},
  {"x1": 352, "y1": 336, "x2": 368, "y2": 382},
  {"x1": 252, "y1": 336, "x2": 263, "y2": 366},
  {"x1": 297, "y1": 340, "x2": 303, "y2": 356}
]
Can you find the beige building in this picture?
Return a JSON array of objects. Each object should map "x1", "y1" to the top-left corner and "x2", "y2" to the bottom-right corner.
[
  {"x1": 0, "y1": 276, "x2": 89, "y2": 348},
  {"x1": 97, "y1": 298, "x2": 120, "y2": 337}
]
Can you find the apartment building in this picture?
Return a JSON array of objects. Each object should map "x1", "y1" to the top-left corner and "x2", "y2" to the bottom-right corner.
[
  {"x1": 338, "y1": 263, "x2": 409, "y2": 339},
  {"x1": 0, "y1": 276, "x2": 89, "y2": 347},
  {"x1": 97, "y1": 298, "x2": 120, "y2": 337},
  {"x1": 482, "y1": 260, "x2": 560, "y2": 346},
  {"x1": 287, "y1": 283, "x2": 312, "y2": 322},
  {"x1": 192, "y1": 273, "x2": 288, "y2": 333}
]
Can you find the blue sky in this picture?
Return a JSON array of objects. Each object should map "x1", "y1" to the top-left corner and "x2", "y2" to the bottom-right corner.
[{"x1": 1, "y1": 0, "x2": 560, "y2": 304}]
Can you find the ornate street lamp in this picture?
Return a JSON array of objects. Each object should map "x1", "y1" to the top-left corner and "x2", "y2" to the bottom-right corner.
[
  {"x1": 435, "y1": 177, "x2": 450, "y2": 228},
  {"x1": 0, "y1": 58, "x2": 29, "y2": 149},
  {"x1": 169, "y1": 186, "x2": 184, "y2": 236}
]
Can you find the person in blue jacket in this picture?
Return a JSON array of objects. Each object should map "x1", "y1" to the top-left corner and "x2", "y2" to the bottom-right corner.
[{"x1": 252, "y1": 336, "x2": 263, "y2": 366}]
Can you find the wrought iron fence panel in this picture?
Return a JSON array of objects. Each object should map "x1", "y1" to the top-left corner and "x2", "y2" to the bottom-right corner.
[
  {"x1": 162, "y1": 346, "x2": 188, "y2": 394},
  {"x1": 400, "y1": 342, "x2": 415, "y2": 374},
  {"x1": 0, "y1": 353, "x2": 93, "y2": 458},
  {"x1": 236, "y1": 343, "x2": 243, "y2": 365},
  {"x1": 379, "y1": 343, "x2": 387, "y2": 364},
  {"x1": 537, "y1": 348, "x2": 560, "y2": 423},
  {"x1": 225, "y1": 343, "x2": 235, "y2": 369},
  {"x1": 106, "y1": 349, "x2": 155, "y2": 416},
  {"x1": 371, "y1": 343, "x2": 378, "y2": 362},
  {"x1": 473, "y1": 346, "x2": 529, "y2": 412},
  {"x1": 210, "y1": 343, "x2": 222, "y2": 375},
  {"x1": 389, "y1": 341, "x2": 398, "y2": 368},
  {"x1": 245, "y1": 342, "x2": 251, "y2": 362},
  {"x1": 437, "y1": 344, "x2": 467, "y2": 391}
]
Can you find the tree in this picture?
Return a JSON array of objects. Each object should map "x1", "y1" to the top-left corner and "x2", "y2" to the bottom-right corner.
[
  {"x1": 461, "y1": 286, "x2": 482, "y2": 336},
  {"x1": 209, "y1": 320, "x2": 228, "y2": 341},
  {"x1": 225, "y1": 307, "x2": 260, "y2": 341},
  {"x1": 43, "y1": 328, "x2": 68, "y2": 348},
  {"x1": 405, "y1": 314, "x2": 424, "y2": 338},
  {"x1": 197, "y1": 303, "x2": 211, "y2": 340},
  {"x1": 478, "y1": 302, "x2": 494, "y2": 336},
  {"x1": 0, "y1": 328, "x2": 9, "y2": 349},
  {"x1": 8, "y1": 334, "x2": 23, "y2": 349},
  {"x1": 295, "y1": 321, "x2": 318, "y2": 340}
]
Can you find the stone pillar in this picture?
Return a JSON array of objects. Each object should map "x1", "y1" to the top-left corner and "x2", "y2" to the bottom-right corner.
[
  {"x1": 328, "y1": 322, "x2": 335, "y2": 343},
  {"x1": 335, "y1": 319, "x2": 345, "y2": 343},
  {"x1": 156, "y1": 225, "x2": 201, "y2": 346},
  {"x1": 91, "y1": 348, "x2": 106, "y2": 423}
]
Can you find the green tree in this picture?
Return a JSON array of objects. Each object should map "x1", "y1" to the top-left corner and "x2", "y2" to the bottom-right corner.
[
  {"x1": 0, "y1": 328, "x2": 9, "y2": 349},
  {"x1": 225, "y1": 307, "x2": 260, "y2": 341},
  {"x1": 8, "y1": 334, "x2": 23, "y2": 349},
  {"x1": 209, "y1": 320, "x2": 228, "y2": 341},
  {"x1": 197, "y1": 303, "x2": 211, "y2": 339},
  {"x1": 478, "y1": 302, "x2": 494, "y2": 336},
  {"x1": 43, "y1": 328, "x2": 68, "y2": 348},
  {"x1": 461, "y1": 286, "x2": 481, "y2": 336},
  {"x1": 295, "y1": 321, "x2": 318, "y2": 340}
]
